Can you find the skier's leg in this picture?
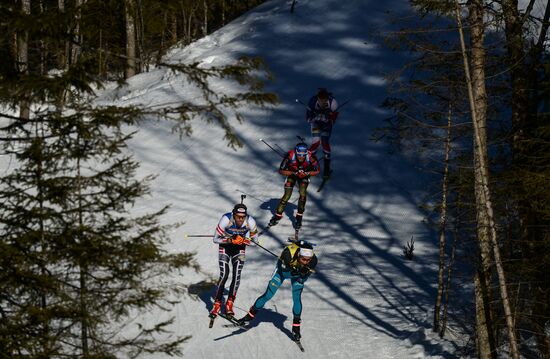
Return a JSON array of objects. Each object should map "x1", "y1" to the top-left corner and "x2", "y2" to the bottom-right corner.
[
  {"x1": 224, "y1": 251, "x2": 244, "y2": 316},
  {"x1": 290, "y1": 278, "x2": 305, "y2": 339},
  {"x1": 252, "y1": 269, "x2": 285, "y2": 311},
  {"x1": 297, "y1": 179, "x2": 309, "y2": 215},
  {"x1": 238, "y1": 270, "x2": 290, "y2": 324},
  {"x1": 275, "y1": 177, "x2": 296, "y2": 215},
  {"x1": 211, "y1": 250, "x2": 230, "y2": 316},
  {"x1": 213, "y1": 250, "x2": 230, "y2": 301},
  {"x1": 319, "y1": 125, "x2": 333, "y2": 177},
  {"x1": 228, "y1": 250, "x2": 245, "y2": 298},
  {"x1": 290, "y1": 277, "x2": 305, "y2": 318},
  {"x1": 321, "y1": 137, "x2": 331, "y2": 160},
  {"x1": 309, "y1": 123, "x2": 321, "y2": 154}
]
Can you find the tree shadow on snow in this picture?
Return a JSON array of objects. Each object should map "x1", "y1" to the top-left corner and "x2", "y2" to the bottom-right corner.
[
  {"x1": 188, "y1": 279, "x2": 217, "y2": 314},
  {"x1": 259, "y1": 197, "x2": 299, "y2": 228}
]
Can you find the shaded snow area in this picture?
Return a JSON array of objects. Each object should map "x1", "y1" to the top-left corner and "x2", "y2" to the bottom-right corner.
[{"x1": 96, "y1": 0, "x2": 465, "y2": 358}]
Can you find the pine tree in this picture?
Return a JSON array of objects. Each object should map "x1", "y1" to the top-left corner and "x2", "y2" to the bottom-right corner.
[
  {"x1": 0, "y1": 0, "x2": 276, "y2": 356},
  {"x1": 0, "y1": 105, "x2": 197, "y2": 357}
]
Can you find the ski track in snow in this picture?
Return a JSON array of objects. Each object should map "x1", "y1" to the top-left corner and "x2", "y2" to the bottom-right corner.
[{"x1": 95, "y1": 0, "x2": 464, "y2": 358}]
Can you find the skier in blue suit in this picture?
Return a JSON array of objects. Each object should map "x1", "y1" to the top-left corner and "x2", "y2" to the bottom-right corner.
[{"x1": 237, "y1": 241, "x2": 317, "y2": 340}]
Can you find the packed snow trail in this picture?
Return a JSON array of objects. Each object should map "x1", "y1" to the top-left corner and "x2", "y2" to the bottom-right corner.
[{"x1": 99, "y1": 0, "x2": 461, "y2": 358}]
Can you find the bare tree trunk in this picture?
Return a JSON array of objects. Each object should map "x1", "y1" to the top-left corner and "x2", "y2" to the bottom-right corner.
[
  {"x1": 455, "y1": 1, "x2": 520, "y2": 358},
  {"x1": 203, "y1": 0, "x2": 208, "y2": 36},
  {"x1": 184, "y1": 5, "x2": 197, "y2": 44},
  {"x1": 38, "y1": 0, "x2": 45, "y2": 75},
  {"x1": 501, "y1": 0, "x2": 529, "y2": 152},
  {"x1": 58, "y1": 0, "x2": 68, "y2": 69},
  {"x1": 433, "y1": 102, "x2": 453, "y2": 333},
  {"x1": 170, "y1": 12, "x2": 178, "y2": 44},
  {"x1": 98, "y1": 28, "x2": 103, "y2": 76},
  {"x1": 70, "y1": 0, "x2": 83, "y2": 65},
  {"x1": 439, "y1": 226, "x2": 457, "y2": 338},
  {"x1": 136, "y1": 0, "x2": 145, "y2": 72},
  {"x1": 158, "y1": 11, "x2": 167, "y2": 64},
  {"x1": 18, "y1": 0, "x2": 31, "y2": 120},
  {"x1": 222, "y1": 0, "x2": 226, "y2": 25},
  {"x1": 125, "y1": 0, "x2": 136, "y2": 78},
  {"x1": 457, "y1": 1, "x2": 495, "y2": 358}
]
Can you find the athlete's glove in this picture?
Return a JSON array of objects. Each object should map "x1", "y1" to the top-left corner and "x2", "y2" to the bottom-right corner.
[
  {"x1": 231, "y1": 234, "x2": 245, "y2": 245},
  {"x1": 296, "y1": 170, "x2": 309, "y2": 179},
  {"x1": 328, "y1": 111, "x2": 339, "y2": 123},
  {"x1": 290, "y1": 265, "x2": 310, "y2": 277},
  {"x1": 316, "y1": 108, "x2": 330, "y2": 117},
  {"x1": 298, "y1": 265, "x2": 310, "y2": 276}
]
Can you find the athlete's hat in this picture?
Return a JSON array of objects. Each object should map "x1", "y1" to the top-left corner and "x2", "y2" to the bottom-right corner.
[
  {"x1": 299, "y1": 242, "x2": 314, "y2": 258},
  {"x1": 233, "y1": 203, "x2": 247, "y2": 216},
  {"x1": 317, "y1": 88, "x2": 329, "y2": 99},
  {"x1": 295, "y1": 142, "x2": 308, "y2": 156},
  {"x1": 299, "y1": 248, "x2": 314, "y2": 258}
]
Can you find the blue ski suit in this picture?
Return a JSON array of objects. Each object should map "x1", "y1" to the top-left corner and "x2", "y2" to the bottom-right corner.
[{"x1": 251, "y1": 243, "x2": 317, "y2": 319}]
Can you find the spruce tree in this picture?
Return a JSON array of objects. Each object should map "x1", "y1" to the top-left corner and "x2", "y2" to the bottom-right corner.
[
  {"x1": 0, "y1": 0, "x2": 277, "y2": 357},
  {"x1": 0, "y1": 105, "x2": 197, "y2": 357}
]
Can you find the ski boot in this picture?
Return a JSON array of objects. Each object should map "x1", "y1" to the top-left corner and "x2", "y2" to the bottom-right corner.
[
  {"x1": 209, "y1": 300, "x2": 222, "y2": 318},
  {"x1": 237, "y1": 307, "x2": 257, "y2": 326},
  {"x1": 292, "y1": 317, "x2": 301, "y2": 340},
  {"x1": 225, "y1": 296, "x2": 235, "y2": 318},
  {"x1": 269, "y1": 213, "x2": 282, "y2": 227},
  {"x1": 295, "y1": 214, "x2": 303, "y2": 230}
]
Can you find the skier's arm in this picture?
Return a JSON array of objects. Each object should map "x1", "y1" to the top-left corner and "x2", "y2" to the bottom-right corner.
[
  {"x1": 278, "y1": 153, "x2": 295, "y2": 177},
  {"x1": 245, "y1": 216, "x2": 259, "y2": 244},
  {"x1": 330, "y1": 98, "x2": 338, "y2": 111},
  {"x1": 278, "y1": 247, "x2": 292, "y2": 270},
  {"x1": 328, "y1": 98, "x2": 339, "y2": 123},
  {"x1": 306, "y1": 155, "x2": 321, "y2": 177},
  {"x1": 305, "y1": 96, "x2": 317, "y2": 122},
  {"x1": 213, "y1": 216, "x2": 231, "y2": 244}
]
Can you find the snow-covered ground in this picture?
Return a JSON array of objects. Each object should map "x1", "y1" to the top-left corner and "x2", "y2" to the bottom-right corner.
[{"x1": 96, "y1": 0, "x2": 464, "y2": 358}]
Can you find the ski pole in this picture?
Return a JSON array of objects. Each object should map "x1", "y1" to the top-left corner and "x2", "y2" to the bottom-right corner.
[
  {"x1": 184, "y1": 234, "x2": 211, "y2": 239},
  {"x1": 251, "y1": 239, "x2": 278, "y2": 258},
  {"x1": 259, "y1": 138, "x2": 285, "y2": 158},
  {"x1": 295, "y1": 98, "x2": 313, "y2": 112},
  {"x1": 297, "y1": 98, "x2": 350, "y2": 112},
  {"x1": 275, "y1": 143, "x2": 285, "y2": 154}
]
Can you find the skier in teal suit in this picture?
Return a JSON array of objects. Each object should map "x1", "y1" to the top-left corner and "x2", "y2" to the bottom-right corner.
[{"x1": 237, "y1": 241, "x2": 317, "y2": 340}]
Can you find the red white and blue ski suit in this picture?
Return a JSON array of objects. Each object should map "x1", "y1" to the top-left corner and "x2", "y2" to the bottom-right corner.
[{"x1": 212, "y1": 213, "x2": 258, "y2": 303}]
